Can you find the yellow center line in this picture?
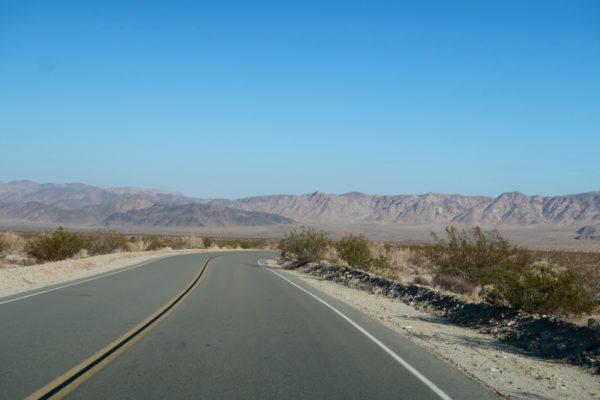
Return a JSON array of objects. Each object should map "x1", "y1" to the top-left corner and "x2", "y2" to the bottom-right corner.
[{"x1": 27, "y1": 256, "x2": 217, "y2": 400}]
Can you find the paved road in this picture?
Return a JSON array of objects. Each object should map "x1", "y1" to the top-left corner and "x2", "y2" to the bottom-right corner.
[{"x1": 0, "y1": 252, "x2": 499, "y2": 399}]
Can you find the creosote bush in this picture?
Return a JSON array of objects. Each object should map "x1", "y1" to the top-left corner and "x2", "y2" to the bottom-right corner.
[
  {"x1": 86, "y1": 232, "x2": 129, "y2": 255},
  {"x1": 336, "y1": 235, "x2": 372, "y2": 268},
  {"x1": 427, "y1": 226, "x2": 531, "y2": 285},
  {"x1": 427, "y1": 226, "x2": 597, "y2": 316},
  {"x1": 482, "y1": 264, "x2": 596, "y2": 317},
  {"x1": 26, "y1": 227, "x2": 86, "y2": 262},
  {"x1": 279, "y1": 228, "x2": 328, "y2": 266},
  {"x1": 202, "y1": 237, "x2": 213, "y2": 248},
  {"x1": 145, "y1": 237, "x2": 167, "y2": 251}
]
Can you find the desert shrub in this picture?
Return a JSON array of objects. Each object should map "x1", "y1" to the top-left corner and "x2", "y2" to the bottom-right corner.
[
  {"x1": 26, "y1": 227, "x2": 86, "y2": 261},
  {"x1": 0, "y1": 231, "x2": 26, "y2": 254},
  {"x1": 482, "y1": 264, "x2": 596, "y2": 316},
  {"x1": 406, "y1": 247, "x2": 432, "y2": 271},
  {"x1": 573, "y1": 264, "x2": 600, "y2": 304},
  {"x1": 279, "y1": 228, "x2": 328, "y2": 265},
  {"x1": 145, "y1": 237, "x2": 167, "y2": 251},
  {"x1": 322, "y1": 245, "x2": 342, "y2": 264},
  {"x1": 531, "y1": 249, "x2": 600, "y2": 304},
  {"x1": 163, "y1": 236, "x2": 188, "y2": 250},
  {"x1": 432, "y1": 273, "x2": 475, "y2": 295},
  {"x1": 177, "y1": 236, "x2": 205, "y2": 249},
  {"x1": 215, "y1": 238, "x2": 270, "y2": 249},
  {"x1": 427, "y1": 226, "x2": 532, "y2": 285},
  {"x1": 86, "y1": 232, "x2": 129, "y2": 255},
  {"x1": 202, "y1": 237, "x2": 214, "y2": 248},
  {"x1": 128, "y1": 237, "x2": 150, "y2": 252},
  {"x1": 413, "y1": 275, "x2": 431, "y2": 286},
  {"x1": 371, "y1": 254, "x2": 391, "y2": 270},
  {"x1": 336, "y1": 235, "x2": 372, "y2": 268}
]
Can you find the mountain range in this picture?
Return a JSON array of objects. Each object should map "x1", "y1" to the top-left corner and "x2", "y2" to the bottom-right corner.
[{"x1": 0, "y1": 181, "x2": 599, "y2": 234}]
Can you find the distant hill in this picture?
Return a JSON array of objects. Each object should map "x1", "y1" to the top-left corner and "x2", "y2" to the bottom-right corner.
[
  {"x1": 0, "y1": 180, "x2": 191, "y2": 210},
  {"x1": 214, "y1": 190, "x2": 600, "y2": 226},
  {"x1": 102, "y1": 203, "x2": 294, "y2": 227},
  {"x1": 0, "y1": 181, "x2": 599, "y2": 229},
  {"x1": 576, "y1": 225, "x2": 600, "y2": 241},
  {"x1": 0, "y1": 181, "x2": 290, "y2": 227}
]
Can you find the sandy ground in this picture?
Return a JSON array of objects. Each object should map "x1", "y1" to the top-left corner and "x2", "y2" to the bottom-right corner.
[
  {"x1": 262, "y1": 259, "x2": 600, "y2": 400},
  {"x1": 3, "y1": 220, "x2": 599, "y2": 252},
  {"x1": 0, "y1": 248, "x2": 234, "y2": 299}
]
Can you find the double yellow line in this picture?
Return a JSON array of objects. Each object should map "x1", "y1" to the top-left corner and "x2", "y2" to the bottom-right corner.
[{"x1": 27, "y1": 256, "x2": 216, "y2": 400}]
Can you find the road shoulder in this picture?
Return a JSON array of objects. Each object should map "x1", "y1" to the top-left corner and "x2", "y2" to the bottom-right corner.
[{"x1": 261, "y1": 259, "x2": 600, "y2": 400}]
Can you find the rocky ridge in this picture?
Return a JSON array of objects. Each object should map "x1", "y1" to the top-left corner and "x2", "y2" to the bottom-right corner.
[
  {"x1": 576, "y1": 225, "x2": 600, "y2": 241},
  {"x1": 217, "y1": 190, "x2": 600, "y2": 226},
  {"x1": 1, "y1": 180, "x2": 599, "y2": 228},
  {"x1": 102, "y1": 203, "x2": 294, "y2": 227}
]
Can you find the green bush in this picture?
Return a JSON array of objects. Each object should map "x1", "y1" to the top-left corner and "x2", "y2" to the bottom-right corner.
[
  {"x1": 336, "y1": 235, "x2": 372, "y2": 268},
  {"x1": 482, "y1": 264, "x2": 596, "y2": 316},
  {"x1": 279, "y1": 228, "x2": 328, "y2": 266},
  {"x1": 202, "y1": 237, "x2": 213, "y2": 248},
  {"x1": 86, "y1": 232, "x2": 129, "y2": 255},
  {"x1": 371, "y1": 254, "x2": 391, "y2": 270},
  {"x1": 427, "y1": 226, "x2": 531, "y2": 285},
  {"x1": 26, "y1": 227, "x2": 86, "y2": 261}
]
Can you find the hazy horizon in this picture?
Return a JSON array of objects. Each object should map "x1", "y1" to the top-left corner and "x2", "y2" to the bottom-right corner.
[
  {"x1": 1, "y1": 1, "x2": 598, "y2": 198},
  {"x1": 2, "y1": 178, "x2": 599, "y2": 200}
]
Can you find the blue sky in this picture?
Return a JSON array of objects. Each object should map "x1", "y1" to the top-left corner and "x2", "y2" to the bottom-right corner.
[{"x1": 1, "y1": 1, "x2": 598, "y2": 198}]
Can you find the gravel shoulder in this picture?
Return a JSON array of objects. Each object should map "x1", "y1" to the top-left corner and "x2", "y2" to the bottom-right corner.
[
  {"x1": 262, "y1": 259, "x2": 600, "y2": 400},
  {"x1": 0, "y1": 248, "x2": 235, "y2": 299}
]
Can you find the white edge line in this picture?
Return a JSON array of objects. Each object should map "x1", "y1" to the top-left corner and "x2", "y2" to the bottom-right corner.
[
  {"x1": 0, "y1": 255, "x2": 174, "y2": 306},
  {"x1": 257, "y1": 258, "x2": 453, "y2": 400}
]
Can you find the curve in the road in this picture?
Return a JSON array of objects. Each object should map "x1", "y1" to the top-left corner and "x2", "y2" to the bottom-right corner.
[{"x1": 26, "y1": 256, "x2": 217, "y2": 400}]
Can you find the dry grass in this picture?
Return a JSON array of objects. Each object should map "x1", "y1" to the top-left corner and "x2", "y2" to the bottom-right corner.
[
  {"x1": 177, "y1": 236, "x2": 207, "y2": 249},
  {"x1": 323, "y1": 241, "x2": 434, "y2": 282},
  {"x1": 0, "y1": 229, "x2": 276, "y2": 268},
  {"x1": 366, "y1": 243, "x2": 432, "y2": 280},
  {"x1": 0, "y1": 231, "x2": 26, "y2": 255},
  {"x1": 127, "y1": 238, "x2": 150, "y2": 252}
]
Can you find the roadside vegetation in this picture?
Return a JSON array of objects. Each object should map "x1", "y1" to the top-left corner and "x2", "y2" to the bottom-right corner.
[
  {"x1": 279, "y1": 228, "x2": 328, "y2": 266},
  {"x1": 278, "y1": 226, "x2": 600, "y2": 318},
  {"x1": 2, "y1": 225, "x2": 599, "y2": 318},
  {"x1": 0, "y1": 228, "x2": 277, "y2": 266}
]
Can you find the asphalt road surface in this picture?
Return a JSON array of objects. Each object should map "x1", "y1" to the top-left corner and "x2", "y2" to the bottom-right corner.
[{"x1": 0, "y1": 252, "x2": 499, "y2": 399}]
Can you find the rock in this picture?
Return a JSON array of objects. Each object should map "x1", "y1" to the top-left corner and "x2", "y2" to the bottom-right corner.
[
  {"x1": 588, "y1": 318, "x2": 600, "y2": 331},
  {"x1": 556, "y1": 343, "x2": 567, "y2": 351}
]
